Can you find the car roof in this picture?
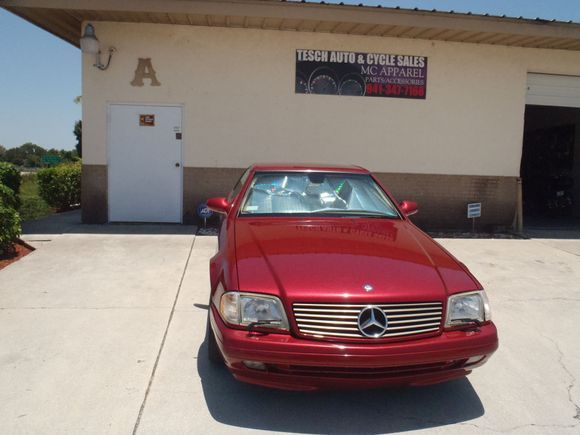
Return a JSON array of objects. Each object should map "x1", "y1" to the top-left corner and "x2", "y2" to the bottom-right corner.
[{"x1": 250, "y1": 163, "x2": 370, "y2": 174}]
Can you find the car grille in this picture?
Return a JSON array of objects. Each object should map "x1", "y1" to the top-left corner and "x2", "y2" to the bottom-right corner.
[
  {"x1": 268, "y1": 361, "x2": 459, "y2": 378},
  {"x1": 292, "y1": 302, "x2": 443, "y2": 339}
]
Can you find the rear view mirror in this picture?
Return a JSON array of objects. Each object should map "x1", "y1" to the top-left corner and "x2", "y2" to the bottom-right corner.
[
  {"x1": 207, "y1": 197, "x2": 230, "y2": 214},
  {"x1": 399, "y1": 200, "x2": 418, "y2": 217}
]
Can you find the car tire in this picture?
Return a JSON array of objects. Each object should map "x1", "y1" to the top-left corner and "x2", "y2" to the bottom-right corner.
[{"x1": 206, "y1": 309, "x2": 223, "y2": 364}]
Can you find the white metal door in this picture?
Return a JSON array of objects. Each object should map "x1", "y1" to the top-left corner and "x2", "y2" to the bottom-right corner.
[
  {"x1": 108, "y1": 104, "x2": 182, "y2": 223},
  {"x1": 527, "y1": 73, "x2": 580, "y2": 108}
]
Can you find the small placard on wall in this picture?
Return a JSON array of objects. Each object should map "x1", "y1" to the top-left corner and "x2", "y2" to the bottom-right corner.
[
  {"x1": 139, "y1": 114, "x2": 155, "y2": 126},
  {"x1": 467, "y1": 202, "x2": 482, "y2": 219}
]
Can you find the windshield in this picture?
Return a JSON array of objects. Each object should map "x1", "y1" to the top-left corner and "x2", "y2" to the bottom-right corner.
[{"x1": 239, "y1": 172, "x2": 400, "y2": 218}]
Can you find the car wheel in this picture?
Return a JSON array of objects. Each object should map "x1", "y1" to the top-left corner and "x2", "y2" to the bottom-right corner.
[{"x1": 206, "y1": 310, "x2": 223, "y2": 364}]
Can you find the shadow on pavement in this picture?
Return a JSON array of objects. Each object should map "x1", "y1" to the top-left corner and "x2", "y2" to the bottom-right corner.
[
  {"x1": 522, "y1": 216, "x2": 580, "y2": 239},
  {"x1": 523, "y1": 228, "x2": 580, "y2": 239},
  {"x1": 21, "y1": 210, "x2": 196, "y2": 236},
  {"x1": 196, "y1": 340, "x2": 484, "y2": 434}
]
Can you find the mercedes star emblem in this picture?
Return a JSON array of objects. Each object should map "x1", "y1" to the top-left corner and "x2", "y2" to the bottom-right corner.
[
  {"x1": 363, "y1": 284, "x2": 374, "y2": 292},
  {"x1": 357, "y1": 306, "x2": 389, "y2": 338}
]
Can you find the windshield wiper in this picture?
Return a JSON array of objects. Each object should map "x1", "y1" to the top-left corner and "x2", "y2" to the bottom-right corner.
[{"x1": 310, "y1": 209, "x2": 395, "y2": 218}]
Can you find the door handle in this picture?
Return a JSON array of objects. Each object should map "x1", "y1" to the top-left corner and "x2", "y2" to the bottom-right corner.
[{"x1": 175, "y1": 163, "x2": 180, "y2": 167}]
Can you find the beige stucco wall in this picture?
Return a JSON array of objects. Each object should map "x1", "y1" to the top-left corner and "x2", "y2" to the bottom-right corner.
[{"x1": 82, "y1": 21, "x2": 580, "y2": 177}]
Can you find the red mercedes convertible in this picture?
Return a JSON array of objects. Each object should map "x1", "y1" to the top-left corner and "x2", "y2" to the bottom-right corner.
[{"x1": 206, "y1": 164, "x2": 498, "y2": 391}]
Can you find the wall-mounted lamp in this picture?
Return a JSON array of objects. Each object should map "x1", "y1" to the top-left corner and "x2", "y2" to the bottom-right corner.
[{"x1": 80, "y1": 23, "x2": 116, "y2": 70}]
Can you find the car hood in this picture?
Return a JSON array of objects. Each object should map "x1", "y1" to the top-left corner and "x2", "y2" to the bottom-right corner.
[{"x1": 234, "y1": 218, "x2": 478, "y2": 303}]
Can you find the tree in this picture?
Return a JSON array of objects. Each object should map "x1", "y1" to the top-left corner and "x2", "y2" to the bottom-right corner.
[
  {"x1": 74, "y1": 120, "x2": 82, "y2": 158},
  {"x1": 3, "y1": 143, "x2": 47, "y2": 167},
  {"x1": 0, "y1": 144, "x2": 6, "y2": 161},
  {"x1": 73, "y1": 96, "x2": 82, "y2": 158},
  {"x1": 47, "y1": 148, "x2": 78, "y2": 163}
]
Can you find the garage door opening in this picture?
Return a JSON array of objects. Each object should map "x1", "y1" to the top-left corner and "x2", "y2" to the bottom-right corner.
[
  {"x1": 521, "y1": 106, "x2": 580, "y2": 228},
  {"x1": 521, "y1": 74, "x2": 580, "y2": 233}
]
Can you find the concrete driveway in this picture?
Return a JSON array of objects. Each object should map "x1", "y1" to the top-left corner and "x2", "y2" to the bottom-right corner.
[{"x1": 1, "y1": 215, "x2": 579, "y2": 434}]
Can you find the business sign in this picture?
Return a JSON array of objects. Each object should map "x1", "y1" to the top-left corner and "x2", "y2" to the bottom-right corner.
[
  {"x1": 467, "y1": 203, "x2": 482, "y2": 219},
  {"x1": 295, "y1": 49, "x2": 427, "y2": 99}
]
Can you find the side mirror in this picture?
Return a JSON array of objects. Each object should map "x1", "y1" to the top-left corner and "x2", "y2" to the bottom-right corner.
[
  {"x1": 399, "y1": 200, "x2": 418, "y2": 217},
  {"x1": 207, "y1": 197, "x2": 230, "y2": 214}
]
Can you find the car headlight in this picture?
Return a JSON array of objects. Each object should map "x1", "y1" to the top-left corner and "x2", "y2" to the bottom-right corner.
[
  {"x1": 219, "y1": 292, "x2": 289, "y2": 330},
  {"x1": 445, "y1": 290, "x2": 491, "y2": 327}
]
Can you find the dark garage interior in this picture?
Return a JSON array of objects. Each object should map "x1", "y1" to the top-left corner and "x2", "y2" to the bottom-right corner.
[{"x1": 521, "y1": 105, "x2": 580, "y2": 229}]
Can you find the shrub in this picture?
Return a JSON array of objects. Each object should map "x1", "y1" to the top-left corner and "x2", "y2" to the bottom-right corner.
[
  {"x1": 0, "y1": 162, "x2": 21, "y2": 194},
  {"x1": 0, "y1": 183, "x2": 20, "y2": 209},
  {"x1": 37, "y1": 162, "x2": 81, "y2": 211},
  {"x1": 0, "y1": 203, "x2": 21, "y2": 254}
]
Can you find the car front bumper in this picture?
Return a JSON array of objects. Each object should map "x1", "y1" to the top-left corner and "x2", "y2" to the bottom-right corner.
[{"x1": 209, "y1": 307, "x2": 498, "y2": 391}]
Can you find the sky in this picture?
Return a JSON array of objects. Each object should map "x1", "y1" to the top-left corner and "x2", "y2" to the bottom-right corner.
[{"x1": 1, "y1": 1, "x2": 580, "y2": 151}]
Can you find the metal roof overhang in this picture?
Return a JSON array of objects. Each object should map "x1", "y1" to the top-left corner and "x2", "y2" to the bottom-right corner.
[{"x1": 2, "y1": 0, "x2": 580, "y2": 51}]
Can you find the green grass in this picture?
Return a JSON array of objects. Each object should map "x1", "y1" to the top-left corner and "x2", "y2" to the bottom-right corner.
[{"x1": 18, "y1": 173, "x2": 54, "y2": 221}]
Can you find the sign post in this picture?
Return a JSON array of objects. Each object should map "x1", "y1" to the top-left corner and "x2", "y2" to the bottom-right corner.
[
  {"x1": 467, "y1": 203, "x2": 482, "y2": 232},
  {"x1": 196, "y1": 202, "x2": 214, "y2": 229}
]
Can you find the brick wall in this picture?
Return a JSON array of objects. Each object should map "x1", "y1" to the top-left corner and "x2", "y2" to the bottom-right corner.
[
  {"x1": 374, "y1": 172, "x2": 517, "y2": 230},
  {"x1": 81, "y1": 164, "x2": 108, "y2": 224},
  {"x1": 183, "y1": 167, "x2": 244, "y2": 224},
  {"x1": 81, "y1": 166, "x2": 517, "y2": 229}
]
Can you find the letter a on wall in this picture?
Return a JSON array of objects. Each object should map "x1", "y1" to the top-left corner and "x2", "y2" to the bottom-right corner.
[{"x1": 130, "y1": 58, "x2": 161, "y2": 86}]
